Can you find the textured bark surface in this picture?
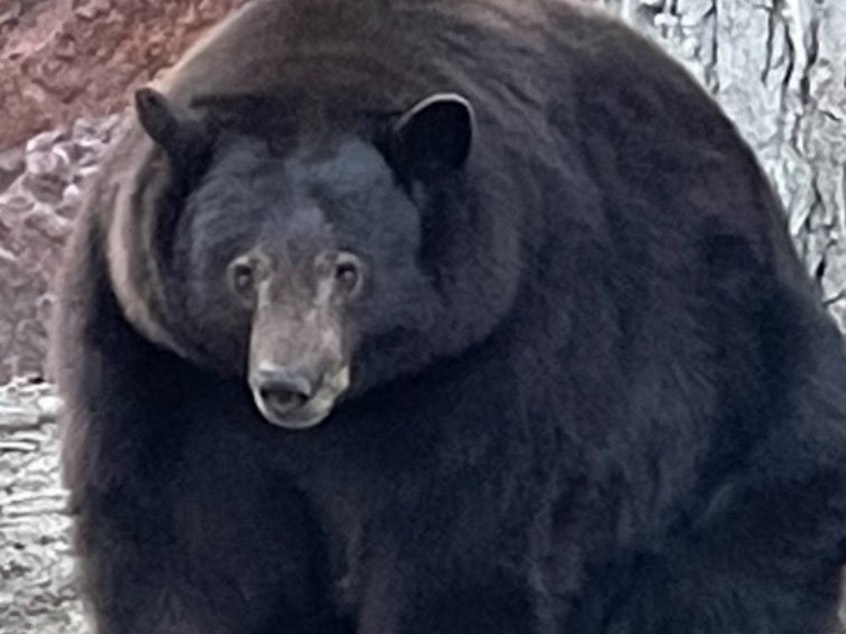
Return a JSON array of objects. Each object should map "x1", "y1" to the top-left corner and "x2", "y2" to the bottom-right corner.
[
  {"x1": 598, "y1": 0, "x2": 846, "y2": 328},
  {"x1": 0, "y1": 379, "x2": 77, "y2": 634},
  {"x1": 0, "y1": 1, "x2": 844, "y2": 632}
]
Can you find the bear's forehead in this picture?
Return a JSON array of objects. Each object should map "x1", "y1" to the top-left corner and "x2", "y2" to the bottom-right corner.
[
  {"x1": 284, "y1": 139, "x2": 394, "y2": 193},
  {"x1": 201, "y1": 133, "x2": 418, "y2": 257},
  {"x1": 214, "y1": 134, "x2": 392, "y2": 198},
  {"x1": 248, "y1": 136, "x2": 405, "y2": 218}
]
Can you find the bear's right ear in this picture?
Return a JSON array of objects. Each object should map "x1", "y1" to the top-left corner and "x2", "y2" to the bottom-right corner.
[
  {"x1": 387, "y1": 92, "x2": 475, "y2": 181},
  {"x1": 134, "y1": 88, "x2": 213, "y2": 163}
]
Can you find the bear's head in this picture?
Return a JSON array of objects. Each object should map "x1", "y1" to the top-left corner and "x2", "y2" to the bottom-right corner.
[{"x1": 124, "y1": 88, "x2": 523, "y2": 429}]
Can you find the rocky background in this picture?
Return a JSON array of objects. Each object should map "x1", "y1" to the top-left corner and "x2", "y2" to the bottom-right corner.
[
  {"x1": 0, "y1": 0, "x2": 249, "y2": 386},
  {"x1": 0, "y1": 0, "x2": 845, "y2": 632}
]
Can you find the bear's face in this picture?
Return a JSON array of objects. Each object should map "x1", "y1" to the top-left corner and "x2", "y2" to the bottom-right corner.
[
  {"x1": 133, "y1": 89, "x2": 520, "y2": 429},
  {"x1": 173, "y1": 135, "x2": 436, "y2": 428}
]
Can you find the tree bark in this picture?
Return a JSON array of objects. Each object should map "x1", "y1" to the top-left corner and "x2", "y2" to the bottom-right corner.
[{"x1": 601, "y1": 0, "x2": 846, "y2": 328}]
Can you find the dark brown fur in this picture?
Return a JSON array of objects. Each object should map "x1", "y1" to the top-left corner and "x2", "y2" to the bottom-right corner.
[{"x1": 54, "y1": 1, "x2": 846, "y2": 632}]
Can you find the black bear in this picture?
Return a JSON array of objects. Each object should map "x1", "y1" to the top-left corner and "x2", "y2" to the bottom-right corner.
[{"x1": 53, "y1": 0, "x2": 846, "y2": 632}]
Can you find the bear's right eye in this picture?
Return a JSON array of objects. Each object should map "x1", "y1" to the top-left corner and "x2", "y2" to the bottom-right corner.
[{"x1": 227, "y1": 256, "x2": 258, "y2": 305}]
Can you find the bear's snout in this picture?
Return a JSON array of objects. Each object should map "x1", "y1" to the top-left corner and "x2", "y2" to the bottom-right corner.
[
  {"x1": 253, "y1": 363, "x2": 314, "y2": 417},
  {"x1": 249, "y1": 360, "x2": 350, "y2": 430}
]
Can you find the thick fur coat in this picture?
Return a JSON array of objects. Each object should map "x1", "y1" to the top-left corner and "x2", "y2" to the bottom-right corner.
[{"x1": 54, "y1": 1, "x2": 846, "y2": 632}]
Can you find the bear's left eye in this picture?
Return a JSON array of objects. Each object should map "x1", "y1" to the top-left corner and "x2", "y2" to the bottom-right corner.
[
  {"x1": 334, "y1": 252, "x2": 364, "y2": 298},
  {"x1": 227, "y1": 256, "x2": 258, "y2": 305}
]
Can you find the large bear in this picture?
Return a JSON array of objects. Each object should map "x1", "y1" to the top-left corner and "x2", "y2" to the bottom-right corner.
[{"x1": 53, "y1": 0, "x2": 846, "y2": 632}]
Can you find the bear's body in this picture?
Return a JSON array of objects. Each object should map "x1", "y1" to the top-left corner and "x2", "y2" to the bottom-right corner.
[{"x1": 54, "y1": 0, "x2": 846, "y2": 632}]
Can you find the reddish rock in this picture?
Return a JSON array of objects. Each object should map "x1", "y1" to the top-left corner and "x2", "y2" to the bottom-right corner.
[
  {"x1": 0, "y1": 0, "x2": 248, "y2": 149},
  {"x1": 0, "y1": 0, "x2": 253, "y2": 383}
]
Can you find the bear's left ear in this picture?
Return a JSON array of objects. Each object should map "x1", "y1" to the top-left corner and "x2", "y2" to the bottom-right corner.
[
  {"x1": 134, "y1": 88, "x2": 214, "y2": 166},
  {"x1": 388, "y1": 92, "x2": 475, "y2": 179}
]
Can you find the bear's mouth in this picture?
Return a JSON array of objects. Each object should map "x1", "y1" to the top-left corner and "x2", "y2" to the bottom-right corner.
[{"x1": 250, "y1": 365, "x2": 350, "y2": 430}]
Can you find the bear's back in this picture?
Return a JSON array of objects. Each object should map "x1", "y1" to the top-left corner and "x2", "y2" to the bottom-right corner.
[
  {"x1": 153, "y1": 0, "x2": 791, "y2": 246},
  {"x1": 159, "y1": 0, "x2": 556, "y2": 102}
]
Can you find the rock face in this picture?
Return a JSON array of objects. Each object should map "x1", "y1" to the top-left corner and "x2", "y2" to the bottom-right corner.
[
  {"x1": 0, "y1": 0, "x2": 248, "y2": 150},
  {"x1": 0, "y1": 0, "x2": 248, "y2": 385},
  {"x1": 0, "y1": 115, "x2": 124, "y2": 384}
]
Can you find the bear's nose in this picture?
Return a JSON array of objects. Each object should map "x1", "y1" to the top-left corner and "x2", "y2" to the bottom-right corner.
[{"x1": 253, "y1": 364, "x2": 315, "y2": 417}]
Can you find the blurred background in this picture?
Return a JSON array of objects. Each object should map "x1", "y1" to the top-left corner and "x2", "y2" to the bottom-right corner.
[{"x1": 0, "y1": 0, "x2": 844, "y2": 632}]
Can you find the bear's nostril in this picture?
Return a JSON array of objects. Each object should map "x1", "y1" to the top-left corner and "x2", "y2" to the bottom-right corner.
[
  {"x1": 258, "y1": 385, "x2": 309, "y2": 415},
  {"x1": 253, "y1": 365, "x2": 315, "y2": 417}
]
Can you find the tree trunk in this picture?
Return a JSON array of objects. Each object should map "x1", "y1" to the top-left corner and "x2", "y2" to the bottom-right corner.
[{"x1": 601, "y1": 0, "x2": 846, "y2": 328}]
